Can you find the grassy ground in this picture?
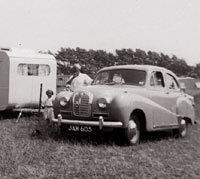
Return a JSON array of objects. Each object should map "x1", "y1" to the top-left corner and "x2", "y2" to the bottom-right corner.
[{"x1": 0, "y1": 114, "x2": 200, "y2": 179}]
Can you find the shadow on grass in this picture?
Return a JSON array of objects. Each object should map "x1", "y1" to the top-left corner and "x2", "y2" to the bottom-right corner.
[
  {"x1": 29, "y1": 116, "x2": 197, "y2": 147},
  {"x1": 0, "y1": 110, "x2": 41, "y2": 120},
  {"x1": 0, "y1": 110, "x2": 20, "y2": 120},
  {"x1": 64, "y1": 131, "x2": 175, "y2": 146},
  {"x1": 141, "y1": 131, "x2": 174, "y2": 143},
  {"x1": 33, "y1": 122, "x2": 177, "y2": 147},
  {"x1": 5, "y1": 114, "x2": 189, "y2": 147},
  {"x1": 45, "y1": 127, "x2": 118, "y2": 146}
]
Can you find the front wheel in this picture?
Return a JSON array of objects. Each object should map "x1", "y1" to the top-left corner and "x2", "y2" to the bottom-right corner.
[{"x1": 124, "y1": 115, "x2": 141, "y2": 145}]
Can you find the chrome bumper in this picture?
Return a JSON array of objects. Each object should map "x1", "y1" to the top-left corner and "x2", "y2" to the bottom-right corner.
[{"x1": 52, "y1": 115, "x2": 123, "y2": 130}]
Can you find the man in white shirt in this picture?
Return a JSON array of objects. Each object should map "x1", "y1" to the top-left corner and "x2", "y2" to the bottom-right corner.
[{"x1": 66, "y1": 63, "x2": 93, "y2": 91}]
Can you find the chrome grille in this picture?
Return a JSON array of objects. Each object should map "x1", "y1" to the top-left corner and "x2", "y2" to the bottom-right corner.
[{"x1": 73, "y1": 92, "x2": 91, "y2": 117}]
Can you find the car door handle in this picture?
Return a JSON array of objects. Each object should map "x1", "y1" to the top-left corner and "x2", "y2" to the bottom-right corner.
[{"x1": 165, "y1": 91, "x2": 170, "y2": 94}]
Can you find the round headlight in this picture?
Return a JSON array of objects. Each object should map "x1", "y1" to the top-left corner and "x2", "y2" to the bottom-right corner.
[
  {"x1": 59, "y1": 97, "x2": 68, "y2": 107},
  {"x1": 98, "y1": 98, "x2": 108, "y2": 109}
]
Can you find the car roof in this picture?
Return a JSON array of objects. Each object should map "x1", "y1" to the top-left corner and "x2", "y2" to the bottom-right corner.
[
  {"x1": 99, "y1": 64, "x2": 166, "y2": 72},
  {"x1": 98, "y1": 64, "x2": 177, "y2": 77}
]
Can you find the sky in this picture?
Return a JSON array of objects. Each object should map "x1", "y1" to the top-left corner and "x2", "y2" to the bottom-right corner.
[{"x1": 0, "y1": 0, "x2": 200, "y2": 66}]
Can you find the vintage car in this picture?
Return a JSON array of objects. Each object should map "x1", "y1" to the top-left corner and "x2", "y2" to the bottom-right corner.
[{"x1": 52, "y1": 65, "x2": 195, "y2": 145}]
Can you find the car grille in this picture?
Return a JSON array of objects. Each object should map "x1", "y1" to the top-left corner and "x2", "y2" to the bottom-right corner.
[{"x1": 73, "y1": 92, "x2": 91, "y2": 117}]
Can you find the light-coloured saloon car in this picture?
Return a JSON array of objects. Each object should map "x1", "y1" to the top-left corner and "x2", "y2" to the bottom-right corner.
[{"x1": 52, "y1": 65, "x2": 195, "y2": 145}]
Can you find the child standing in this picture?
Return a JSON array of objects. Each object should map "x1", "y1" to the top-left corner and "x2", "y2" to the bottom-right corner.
[{"x1": 43, "y1": 89, "x2": 54, "y2": 124}]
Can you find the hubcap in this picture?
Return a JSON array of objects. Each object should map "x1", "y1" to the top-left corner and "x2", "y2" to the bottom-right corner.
[{"x1": 128, "y1": 120, "x2": 139, "y2": 143}]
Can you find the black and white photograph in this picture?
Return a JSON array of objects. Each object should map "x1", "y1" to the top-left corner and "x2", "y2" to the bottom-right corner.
[{"x1": 0, "y1": 0, "x2": 200, "y2": 178}]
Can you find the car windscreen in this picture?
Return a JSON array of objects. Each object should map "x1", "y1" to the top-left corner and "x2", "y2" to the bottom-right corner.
[{"x1": 93, "y1": 69, "x2": 146, "y2": 86}]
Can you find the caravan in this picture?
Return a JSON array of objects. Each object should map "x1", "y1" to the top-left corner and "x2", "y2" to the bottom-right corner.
[{"x1": 0, "y1": 47, "x2": 57, "y2": 111}]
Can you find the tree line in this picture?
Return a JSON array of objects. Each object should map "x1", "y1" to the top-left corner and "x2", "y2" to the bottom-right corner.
[{"x1": 51, "y1": 47, "x2": 200, "y2": 78}]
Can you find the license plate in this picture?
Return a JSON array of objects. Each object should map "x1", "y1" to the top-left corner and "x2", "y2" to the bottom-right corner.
[{"x1": 67, "y1": 125, "x2": 92, "y2": 133}]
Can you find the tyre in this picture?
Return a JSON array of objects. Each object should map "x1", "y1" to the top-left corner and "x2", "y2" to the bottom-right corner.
[
  {"x1": 173, "y1": 118, "x2": 187, "y2": 137},
  {"x1": 124, "y1": 115, "x2": 141, "y2": 145}
]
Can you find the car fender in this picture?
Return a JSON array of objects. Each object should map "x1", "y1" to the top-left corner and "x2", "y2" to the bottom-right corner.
[
  {"x1": 54, "y1": 91, "x2": 73, "y2": 115},
  {"x1": 176, "y1": 95, "x2": 195, "y2": 124},
  {"x1": 110, "y1": 93, "x2": 155, "y2": 129}
]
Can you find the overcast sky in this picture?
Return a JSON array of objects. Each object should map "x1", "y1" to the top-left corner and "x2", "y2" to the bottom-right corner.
[{"x1": 0, "y1": 0, "x2": 200, "y2": 65}]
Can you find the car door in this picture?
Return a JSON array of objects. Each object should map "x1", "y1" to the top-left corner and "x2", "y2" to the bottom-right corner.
[
  {"x1": 148, "y1": 71, "x2": 175, "y2": 129},
  {"x1": 163, "y1": 73, "x2": 181, "y2": 125}
]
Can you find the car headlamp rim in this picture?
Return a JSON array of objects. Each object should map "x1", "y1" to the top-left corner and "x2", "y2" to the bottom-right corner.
[
  {"x1": 98, "y1": 98, "x2": 109, "y2": 109},
  {"x1": 59, "y1": 97, "x2": 69, "y2": 106}
]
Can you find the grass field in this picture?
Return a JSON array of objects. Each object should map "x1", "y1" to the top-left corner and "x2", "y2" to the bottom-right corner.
[{"x1": 0, "y1": 113, "x2": 200, "y2": 179}]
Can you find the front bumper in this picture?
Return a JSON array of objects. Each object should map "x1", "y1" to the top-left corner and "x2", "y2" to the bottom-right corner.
[{"x1": 52, "y1": 115, "x2": 123, "y2": 130}]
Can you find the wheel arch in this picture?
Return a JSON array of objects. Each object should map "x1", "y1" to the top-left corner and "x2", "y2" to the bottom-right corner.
[
  {"x1": 182, "y1": 116, "x2": 193, "y2": 125},
  {"x1": 131, "y1": 109, "x2": 147, "y2": 132},
  {"x1": 176, "y1": 97, "x2": 195, "y2": 125}
]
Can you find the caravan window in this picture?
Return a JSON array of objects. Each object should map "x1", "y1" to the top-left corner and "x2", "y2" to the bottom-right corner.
[{"x1": 18, "y1": 64, "x2": 50, "y2": 76}]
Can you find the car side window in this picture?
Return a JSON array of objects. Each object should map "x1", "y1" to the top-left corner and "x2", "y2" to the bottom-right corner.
[
  {"x1": 165, "y1": 73, "x2": 179, "y2": 90},
  {"x1": 95, "y1": 72, "x2": 109, "y2": 85},
  {"x1": 150, "y1": 71, "x2": 165, "y2": 88}
]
